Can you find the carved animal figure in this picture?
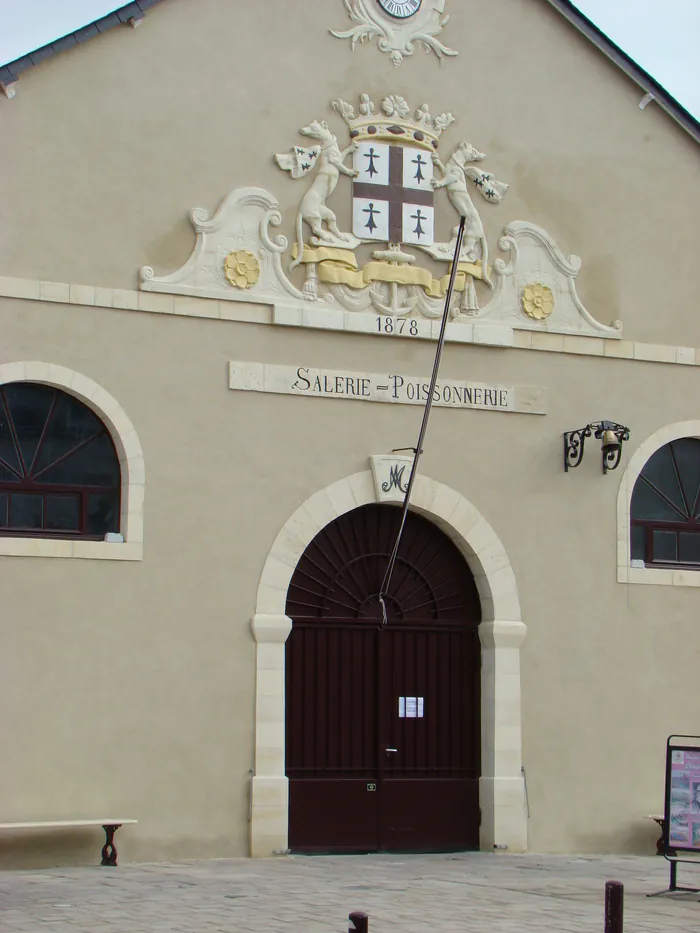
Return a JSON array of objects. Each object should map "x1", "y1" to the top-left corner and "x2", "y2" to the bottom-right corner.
[
  {"x1": 276, "y1": 120, "x2": 358, "y2": 270},
  {"x1": 431, "y1": 142, "x2": 509, "y2": 288}
]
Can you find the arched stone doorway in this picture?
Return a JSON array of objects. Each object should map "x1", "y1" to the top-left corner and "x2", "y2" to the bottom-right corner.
[
  {"x1": 285, "y1": 503, "x2": 482, "y2": 852},
  {"x1": 250, "y1": 470, "x2": 527, "y2": 858}
]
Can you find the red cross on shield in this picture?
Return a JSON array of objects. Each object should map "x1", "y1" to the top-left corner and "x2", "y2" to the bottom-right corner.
[{"x1": 352, "y1": 142, "x2": 435, "y2": 246}]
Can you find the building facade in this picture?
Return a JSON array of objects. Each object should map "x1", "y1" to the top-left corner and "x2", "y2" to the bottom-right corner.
[{"x1": 0, "y1": 0, "x2": 699, "y2": 866}]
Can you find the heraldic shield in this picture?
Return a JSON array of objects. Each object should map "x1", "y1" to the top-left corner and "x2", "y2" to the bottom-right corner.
[
  {"x1": 143, "y1": 91, "x2": 625, "y2": 338},
  {"x1": 352, "y1": 141, "x2": 435, "y2": 246},
  {"x1": 269, "y1": 93, "x2": 520, "y2": 316}
]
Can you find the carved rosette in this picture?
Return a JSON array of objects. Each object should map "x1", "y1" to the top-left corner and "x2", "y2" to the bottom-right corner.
[
  {"x1": 138, "y1": 92, "x2": 624, "y2": 342},
  {"x1": 521, "y1": 283, "x2": 554, "y2": 320},
  {"x1": 225, "y1": 250, "x2": 261, "y2": 289}
]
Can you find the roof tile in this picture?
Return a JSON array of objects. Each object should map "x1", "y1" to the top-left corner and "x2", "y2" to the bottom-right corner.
[
  {"x1": 95, "y1": 13, "x2": 122, "y2": 32},
  {"x1": 9, "y1": 57, "x2": 33, "y2": 75},
  {"x1": 117, "y1": 4, "x2": 142, "y2": 23},
  {"x1": 52, "y1": 35, "x2": 78, "y2": 54},
  {"x1": 74, "y1": 24, "x2": 100, "y2": 43},
  {"x1": 28, "y1": 45, "x2": 55, "y2": 66},
  {"x1": 0, "y1": 0, "x2": 167, "y2": 93}
]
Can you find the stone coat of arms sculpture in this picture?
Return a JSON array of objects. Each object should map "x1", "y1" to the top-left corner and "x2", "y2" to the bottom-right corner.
[
  {"x1": 139, "y1": 91, "x2": 623, "y2": 345},
  {"x1": 273, "y1": 94, "x2": 511, "y2": 318}
]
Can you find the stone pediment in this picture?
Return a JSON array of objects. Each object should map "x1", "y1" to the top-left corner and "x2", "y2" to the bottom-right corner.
[{"x1": 140, "y1": 92, "x2": 622, "y2": 346}]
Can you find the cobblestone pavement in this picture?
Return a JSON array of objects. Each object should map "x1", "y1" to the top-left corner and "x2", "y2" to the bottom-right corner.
[{"x1": 1, "y1": 853, "x2": 699, "y2": 933}]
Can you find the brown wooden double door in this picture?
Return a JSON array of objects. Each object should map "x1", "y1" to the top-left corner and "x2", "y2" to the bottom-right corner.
[{"x1": 285, "y1": 504, "x2": 481, "y2": 853}]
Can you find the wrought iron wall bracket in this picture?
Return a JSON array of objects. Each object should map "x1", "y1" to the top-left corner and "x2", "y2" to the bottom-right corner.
[
  {"x1": 563, "y1": 425, "x2": 592, "y2": 472},
  {"x1": 564, "y1": 421, "x2": 630, "y2": 474}
]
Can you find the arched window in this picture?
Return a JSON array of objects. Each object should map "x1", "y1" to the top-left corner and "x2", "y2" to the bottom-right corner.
[
  {"x1": 0, "y1": 383, "x2": 121, "y2": 539},
  {"x1": 630, "y1": 438, "x2": 700, "y2": 567}
]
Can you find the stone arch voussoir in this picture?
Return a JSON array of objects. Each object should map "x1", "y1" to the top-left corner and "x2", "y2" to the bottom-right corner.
[{"x1": 250, "y1": 470, "x2": 528, "y2": 858}]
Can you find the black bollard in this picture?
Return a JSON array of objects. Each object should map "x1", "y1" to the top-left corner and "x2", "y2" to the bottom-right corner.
[
  {"x1": 604, "y1": 880, "x2": 624, "y2": 933},
  {"x1": 349, "y1": 911, "x2": 369, "y2": 933}
]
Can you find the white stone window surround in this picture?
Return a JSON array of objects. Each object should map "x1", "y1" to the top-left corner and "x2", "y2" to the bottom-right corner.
[
  {"x1": 250, "y1": 470, "x2": 528, "y2": 858},
  {"x1": 618, "y1": 421, "x2": 700, "y2": 587},
  {"x1": 0, "y1": 362, "x2": 144, "y2": 561}
]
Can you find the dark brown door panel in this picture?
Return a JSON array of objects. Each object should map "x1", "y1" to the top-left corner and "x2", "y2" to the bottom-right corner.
[{"x1": 289, "y1": 779, "x2": 379, "y2": 852}]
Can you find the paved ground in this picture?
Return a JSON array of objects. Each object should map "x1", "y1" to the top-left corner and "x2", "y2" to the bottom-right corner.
[{"x1": 1, "y1": 853, "x2": 699, "y2": 933}]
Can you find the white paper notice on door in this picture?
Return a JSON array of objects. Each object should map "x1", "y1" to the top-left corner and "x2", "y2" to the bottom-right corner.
[{"x1": 399, "y1": 696, "x2": 424, "y2": 718}]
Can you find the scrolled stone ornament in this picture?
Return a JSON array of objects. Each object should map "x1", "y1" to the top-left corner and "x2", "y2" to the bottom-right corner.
[{"x1": 330, "y1": 0, "x2": 457, "y2": 67}]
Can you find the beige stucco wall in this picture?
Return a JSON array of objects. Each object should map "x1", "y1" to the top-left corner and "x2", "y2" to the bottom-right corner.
[
  {"x1": 0, "y1": 0, "x2": 698, "y2": 345},
  {"x1": 0, "y1": 0, "x2": 698, "y2": 866},
  {"x1": 0, "y1": 295, "x2": 698, "y2": 864}
]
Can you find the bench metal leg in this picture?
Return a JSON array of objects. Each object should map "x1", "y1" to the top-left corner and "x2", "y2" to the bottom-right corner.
[
  {"x1": 647, "y1": 856, "x2": 700, "y2": 897},
  {"x1": 100, "y1": 824, "x2": 121, "y2": 866}
]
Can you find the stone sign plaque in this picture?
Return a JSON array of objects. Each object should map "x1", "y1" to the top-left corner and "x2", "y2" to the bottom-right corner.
[{"x1": 228, "y1": 362, "x2": 547, "y2": 415}]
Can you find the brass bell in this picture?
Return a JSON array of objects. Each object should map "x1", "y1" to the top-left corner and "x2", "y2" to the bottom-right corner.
[{"x1": 601, "y1": 429, "x2": 620, "y2": 453}]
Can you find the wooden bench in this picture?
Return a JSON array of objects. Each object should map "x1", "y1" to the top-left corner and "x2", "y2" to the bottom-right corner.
[{"x1": 0, "y1": 819, "x2": 137, "y2": 866}]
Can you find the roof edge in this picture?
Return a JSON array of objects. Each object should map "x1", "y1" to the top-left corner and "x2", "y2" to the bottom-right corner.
[
  {"x1": 543, "y1": 0, "x2": 700, "y2": 145},
  {"x1": 0, "y1": 0, "x2": 165, "y2": 98},
  {"x1": 2, "y1": 0, "x2": 699, "y2": 147}
]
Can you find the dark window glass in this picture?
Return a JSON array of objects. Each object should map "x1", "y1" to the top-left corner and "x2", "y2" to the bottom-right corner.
[
  {"x1": 3, "y1": 383, "x2": 54, "y2": 470},
  {"x1": 679, "y1": 532, "x2": 700, "y2": 564},
  {"x1": 0, "y1": 383, "x2": 121, "y2": 538},
  {"x1": 631, "y1": 438, "x2": 700, "y2": 567},
  {"x1": 11, "y1": 494, "x2": 43, "y2": 529},
  {"x1": 631, "y1": 524, "x2": 645, "y2": 561},
  {"x1": 653, "y1": 530, "x2": 677, "y2": 562},
  {"x1": 672, "y1": 438, "x2": 700, "y2": 518},
  {"x1": 641, "y1": 445, "x2": 687, "y2": 516},
  {"x1": 631, "y1": 479, "x2": 684, "y2": 522},
  {"x1": 45, "y1": 495, "x2": 80, "y2": 531},
  {"x1": 87, "y1": 493, "x2": 119, "y2": 536},
  {"x1": 0, "y1": 396, "x2": 22, "y2": 476},
  {"x1": 36, "y1": 434, "x2": 120, "y2": 487},
  {"x1": 32, "y1": 393, "x2": 103, "y2": 475},
  {"x1": 0, "y1": 463, "x2": 20, "y2": 483}
]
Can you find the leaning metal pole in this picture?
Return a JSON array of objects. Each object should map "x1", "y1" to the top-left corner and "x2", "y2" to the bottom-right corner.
[{"x1": 377, "y1": 216, "x2": 466, "y2": 627}]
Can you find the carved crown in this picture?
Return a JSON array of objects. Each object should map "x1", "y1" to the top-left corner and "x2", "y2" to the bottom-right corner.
[{"x1": 332, "y1": 93, "x2": 455, "y2": 151}]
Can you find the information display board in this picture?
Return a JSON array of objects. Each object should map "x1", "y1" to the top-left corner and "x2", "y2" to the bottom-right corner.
[{"x1": 665, "y1": 737, "x2": 700, "y2": 853}]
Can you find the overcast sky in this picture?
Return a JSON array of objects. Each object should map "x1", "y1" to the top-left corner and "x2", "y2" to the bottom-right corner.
[
  {"x1": 0, "y1": 0, "x2": 698, "y2": 118},
  {"x1": 574, "y1": 0, "x2": 699, "y2": 117}
]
